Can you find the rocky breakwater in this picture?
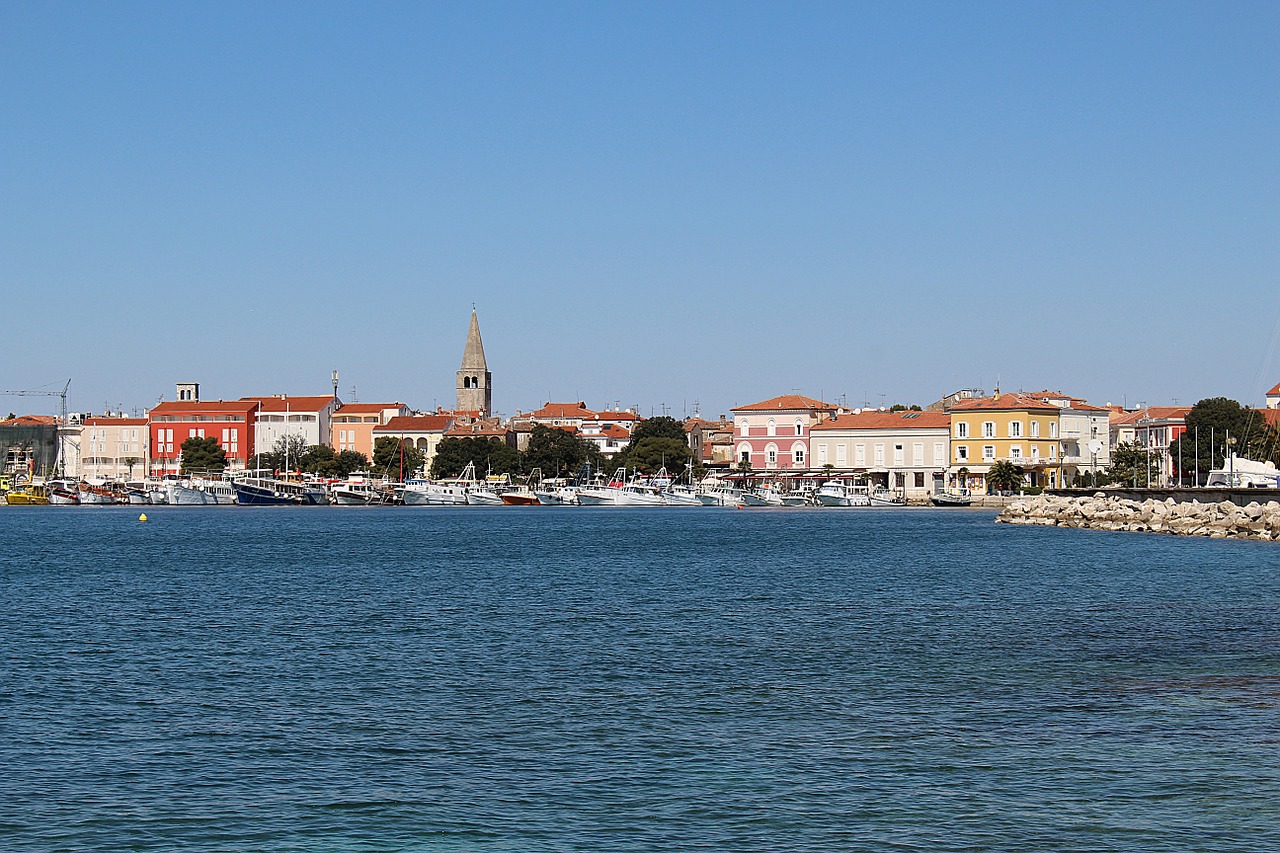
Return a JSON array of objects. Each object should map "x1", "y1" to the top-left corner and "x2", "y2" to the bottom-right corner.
[{"x1": 997, "y1": 493, "x2": 1280, "y2": 541}]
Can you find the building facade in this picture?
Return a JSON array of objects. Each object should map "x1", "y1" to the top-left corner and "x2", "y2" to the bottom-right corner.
[
  {"x1": 148, "y1": 394, "x2": 258, "y2": 475},
  {"x1": 948, "y1": 393, "x2": 1063, "y2": 492},
  {"x1": 331, "y1": 403, "x2": 412, "y2": 460},
  {"x1": 243, "y1": 395, "x2": 340, "y2": 457},
  {"x1": 730, "y1": 395, "x2": 838, "y2": 470},
  {"x1": 810, "y1": 410, "x2": 951, "y2": 496},
  {"x1": 372, "y1": 414, "x2": 455, "y2": 476},
  {"x1": 80, "y1": 416, "x2": 149, "y2": 482}
]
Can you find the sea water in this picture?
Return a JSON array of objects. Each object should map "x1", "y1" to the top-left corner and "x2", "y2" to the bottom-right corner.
[{"x1": 1, "y1": 506, "x2": 1278, "y2": 851}]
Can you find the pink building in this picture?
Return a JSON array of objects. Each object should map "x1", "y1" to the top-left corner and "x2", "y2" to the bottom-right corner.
[{"x1": 730, "y1": 395, "x2": 838, "y2": 470}]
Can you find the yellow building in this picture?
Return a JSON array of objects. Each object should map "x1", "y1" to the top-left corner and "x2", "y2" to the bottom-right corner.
[{"x1": 948, "y1": 393, "x2": 1062, "y2": 493}]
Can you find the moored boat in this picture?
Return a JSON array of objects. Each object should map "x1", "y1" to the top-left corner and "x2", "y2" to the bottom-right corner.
[
  {"x1": 815, "y1": 480, "x2": 871, "y2": 507},
  {"x1": 930, "y1": 489, "x2": 972, "y2": 507}
]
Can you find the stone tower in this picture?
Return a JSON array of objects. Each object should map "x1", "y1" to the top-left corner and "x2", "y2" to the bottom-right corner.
[{"x1": 456, "y1": 310, "x2": 492, "y2": 416}]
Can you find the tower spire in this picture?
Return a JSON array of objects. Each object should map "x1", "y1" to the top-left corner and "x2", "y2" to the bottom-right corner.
[{"x1": 456, "y1": 310, "x2": 492, "y2": 416}]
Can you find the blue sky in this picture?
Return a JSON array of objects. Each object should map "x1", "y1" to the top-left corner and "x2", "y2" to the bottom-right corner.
[{"x1": 3, "y1": 1, "x2": 1277, "y2": 419}]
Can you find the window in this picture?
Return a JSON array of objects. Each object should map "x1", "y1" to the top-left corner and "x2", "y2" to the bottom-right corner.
[
  {"x1": 913, "y1": 443, "x2": 924, "y2": 466},
  {"x1": 914, "y1": 472, "x2": 925, "y2": 488},
  {"x1": 982, "y1": 421, "x2": 995, "y2": 438},
  {"x1": 767, "y1": 447, "x2": 777, "y2": 465},
  {"x1": 1049, "y1": 444, "x2": 1057, "y2": 459},
  {"x1": 836, "y1": 444, "x2": 847, "y2": 465},
  {"x1": 793, "y1": 448, "x2": 805, "y2": 466},
  {"x1": 983, "y1": 445, "x2": 995, "y2": 461},
  {"x1": 1052, "y1": 421, "x2": 1059, "y2": 439},
  {"x1": 818, "y1": 444, "x2": 828, "y2": 464},
  {"x1": 795, "y1": 419, "x2": 804, "y2": 436},
  {"x1": 1030, "y1": 446, "x2": 1040, "y2": 460},
  {"x1": 1010, "y1": 446, "x2": 1022, "y2": 459},
  {"x1": 1010, "y1": 421, "x2": 1022, "y2": 438},
  {"x1": 874, "y1": 444, "x2": 885, "y2": 466},
  {"x1": 738, "y1": 420, "x2": 749, "y2": 437},
  {"x1": 767, "y1": 419, "x2": 776, "y2": 437},
  {"x1": 740, "y1": 449, "x2": 751, "y2": 464},
  {"x1": 1030, "y1": 421, "x2": 1040, "y2": 438},
  {"x1": 934, "y1": 442, "x2": 945, "y2": 465},
  {"x1": 893, "y1": 444, "x2": 904, "y2": 465},
  {"x1": 957, "y1": 422, "x2": 969, "y2": 438},
  {"x1": 855, "y1": 444, "x2": 865, "y2": 465}
]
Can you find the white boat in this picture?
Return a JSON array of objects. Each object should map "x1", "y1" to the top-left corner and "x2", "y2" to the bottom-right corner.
[
  {"x1": 78, "y1": 483, "x2": 118, "y2": 505},
  {"x1": 535, "y1": 477, "x2": 579, "y2": 505},
  {"x1": 656, "y1": 466, "x2": 702, "y2": 506},
  {"x1": 331, "y1": 475, "x2": 398, "y2": 506},
  {"x1": 815, "y1": 480, "x2": 871, "y2": 507},
  {"x1": 869, "y1": 486, "x2": 905, "y2": 507},
  {"x1": 930, "y1": 489, "x2": 972, "y2": 507},
  {"x1": 468, "y1": 470, "x2": 510, "y2": 505},
  {"x1": 167, "y1": 482, "x2": 214, "y2": 505},
  {"x1": 407, "y1": 461, "x2": 478, "y2": 505},
  {"x1": 1204, "y1": 454, "x2": 1280, "y2": 488},
  {"x1": 577, "y1": 469, "x2": 667, "y2": 506},
  {"x1": 698, "y1": 482, "x2": 744, "y2": 507}
]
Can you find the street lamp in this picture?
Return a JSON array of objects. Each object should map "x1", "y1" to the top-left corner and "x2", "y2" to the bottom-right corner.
[{"x1": 1226, "y1": 435, "x2": 1237, "y2": 487}]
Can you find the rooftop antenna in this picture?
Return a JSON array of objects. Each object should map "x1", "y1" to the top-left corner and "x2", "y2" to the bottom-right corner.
[{"x1": 331, "y1": 369, "x2": 340, "y2": 404}]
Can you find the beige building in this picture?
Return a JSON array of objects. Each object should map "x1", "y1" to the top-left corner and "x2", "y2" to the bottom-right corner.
[
  {"x1": 79, "y1": 416, "x2": 149, "y2": 482},
  {"x1": 810, "y1": 410, "x2": 951, "y2": 497},
  {"x1": 331, "y1": 402, "x2": 412, "y2": 460},
  {"x1": 372, "y1": 414, "x2": 455, "y2": 476}
]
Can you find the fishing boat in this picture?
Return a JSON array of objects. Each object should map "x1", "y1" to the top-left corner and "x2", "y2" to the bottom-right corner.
[
  {"x1": 231, "y1": 472, "x2": 327, "y2": 506},
  {"x1": 930, "y1": 489, "x2": 972, "y2": 507},
  {"x1": 77, "y1": 482, "x2": 118, "y2": 505},
  {"x1": 5, "y1": 483, "x2": 50, "y2": 505},
  {"x1": 697, "y1": 481, "x2": 744, "y2": 507},
  {"x1": 656, "y1": 466, "x2": 702, "y2": 506},
  {"x1": 468, "y1": 469, "x2": 510, "y2": 506},
  {"x1": 577, "y1": 469, "x2": 667, "y2": 506},
  {"x1": 815, "y1": 480, "x2": 871, "y2": 507},
  {"x1": 48, "y1": 480, "x2": 81, "y2": 505},
  {"x1": 869, "y1": 486, "x2": 905, "y2": 507},
  {"x1": 535, "y1": 477, "x2": 579, "y2": 505},
  {"x1": 331, "y1": 474, "x2": 398, "y2": 506},
  {"x1": 407, "y1": 461, "x2": 478, "y2": 505}
]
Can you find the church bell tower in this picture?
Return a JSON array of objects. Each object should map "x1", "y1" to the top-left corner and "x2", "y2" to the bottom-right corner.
[{"x1": 456, "y1": 310, "x2": 492, "y2": 416}]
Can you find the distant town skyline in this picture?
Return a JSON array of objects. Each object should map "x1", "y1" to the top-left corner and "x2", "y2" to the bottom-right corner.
[{"x1": 3, "y1": 3, "x2": 1277, "y2": 418}]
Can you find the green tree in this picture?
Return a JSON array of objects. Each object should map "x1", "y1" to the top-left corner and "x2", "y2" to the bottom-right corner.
[
  {"x1": 428, "y1": 436, "x2": 520, "y2": 479},
  {"x1": 1167, "y1": 397, "x2": 1277, "y2": 485},
  {"x1": 614, "y1": 416, "x2": 695, "y2": 475},
  {"x1": 1106, "y1": 441, "x2": 1163, "y2": 487},
  {"x1": 373, "y1": 437, "x2": 426, "y2": 480},
  {"x1": 986, "y1": 460, "x2": 1025, "y2": 494},
  {"x1": 522, "y1": 424, "x2": 604, "y2": 478},
  {"x1": 179, "y1": 436, "x2": 227, "y2": 475}
]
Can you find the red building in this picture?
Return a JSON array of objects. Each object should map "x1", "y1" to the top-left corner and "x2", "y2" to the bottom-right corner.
[{"x1": 148, "y1": 397, "x2": 258, "y2": 475}]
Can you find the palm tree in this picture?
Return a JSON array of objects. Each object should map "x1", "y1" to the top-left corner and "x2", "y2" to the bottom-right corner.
[{"x1": 987, "y1": 460, "x2": 1024, "y2": 495}]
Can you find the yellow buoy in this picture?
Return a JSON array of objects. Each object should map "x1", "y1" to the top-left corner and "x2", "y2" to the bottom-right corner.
[{"x1": 139, "y1": 513, "x2": 148, "y2": 522}]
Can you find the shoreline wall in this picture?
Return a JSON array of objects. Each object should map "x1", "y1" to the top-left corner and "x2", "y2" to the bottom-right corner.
[{"x1": 998, "y1": 493, "x2": 1280, "y2": 541}]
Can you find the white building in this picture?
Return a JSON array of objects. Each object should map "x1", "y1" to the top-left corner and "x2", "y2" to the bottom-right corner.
[
  {"x1": 1025, "y1": 391, "x2": 1113, "y2": 484},
  {"x1": 810, "y1": 409, "x2": 951, "y2": 497},
  {"x1": 244, "y1": 395, "x2": 341, "y2": 457}
]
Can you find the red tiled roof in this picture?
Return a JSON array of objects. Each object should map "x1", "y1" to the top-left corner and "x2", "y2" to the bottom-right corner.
[
  {"x1": 587, "y1": 424, "x2": 631, "y2": 439},
  {"x1": 1268, "y1": 382, "x2": 1280, "y2": 396},
  {"x1": 150, "y1": 400, "x2": 258, "y2": 415},
  {"x1": 949, "y1": 393, "x2": 1060, "y2": 412},
  {"x1": 529, "y1": 401, "x2": 597, "y2": 420},
  {"x1": 242, "y1": 395, "x2": 336, "y2": 413},
  {"x1": 1109, "y1": 407, "x2": 1191, "y2": 426},
  {"x1": 1258, "y1": 408, "x2": 1280, "y2": 427},
  {"x1": 375, "y1": 415, "x2": 454, "y2": 433},
  {"x1": 811, "y1": 410, "x2": 951, "y2": 431},
  {"x1": 0, "y1": 414, "x2": 58, "y2": 426},
  {"x1": 732, "y1": 394, "x2": 836, "y2": 412},
  {"x1": 334, "y1": 402, "x2": 404, "y2": 414}
]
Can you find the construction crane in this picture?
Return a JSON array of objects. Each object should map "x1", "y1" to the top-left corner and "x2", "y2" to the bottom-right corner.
[{"x1": 0, "y1": 379, "x2": 72, "y2": 422}]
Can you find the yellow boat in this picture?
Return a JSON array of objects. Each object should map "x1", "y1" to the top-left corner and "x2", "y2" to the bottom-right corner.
[{"x1": 5, "y1": 484, "x2": 50, "y2": 505}]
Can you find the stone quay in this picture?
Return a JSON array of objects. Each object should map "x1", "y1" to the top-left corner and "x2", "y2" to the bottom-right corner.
[{"x1": 997, "y1": 492, "x2": 1280, "y2": 541}]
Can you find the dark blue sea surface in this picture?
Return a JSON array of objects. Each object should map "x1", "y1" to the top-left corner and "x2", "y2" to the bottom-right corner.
[{"x1": 2, "y1": 506, "x2": 1279, "y2": 851}]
